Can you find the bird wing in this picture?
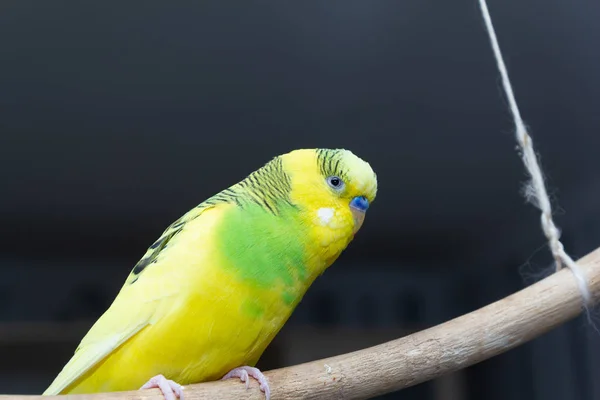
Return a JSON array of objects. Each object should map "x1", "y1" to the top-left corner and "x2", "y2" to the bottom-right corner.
[{"x1": 43, "y1": 203, "x2": 216, "y2": 395}]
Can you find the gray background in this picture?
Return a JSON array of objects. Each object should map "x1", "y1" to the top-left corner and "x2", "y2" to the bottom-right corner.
[{"x1": 0, "y1": 1, "x2": 599, "y2": 399}]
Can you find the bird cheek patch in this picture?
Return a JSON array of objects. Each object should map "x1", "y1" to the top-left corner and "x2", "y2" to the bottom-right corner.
[{"x1": 316, "y1": 207, "x2": 335, "y2": 226}]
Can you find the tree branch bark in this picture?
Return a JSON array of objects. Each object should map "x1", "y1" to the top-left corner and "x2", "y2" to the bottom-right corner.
[{"x1": 3, "y1": 247, "x2": 600, "y2": 400}]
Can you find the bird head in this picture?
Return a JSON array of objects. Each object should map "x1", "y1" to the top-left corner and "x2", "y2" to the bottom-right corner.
[{"x1": 281, "y1": 148, "x2": 377, "y2": 236}]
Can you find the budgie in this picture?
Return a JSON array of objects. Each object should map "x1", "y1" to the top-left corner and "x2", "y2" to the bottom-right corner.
[{"x1": 43, "y1": 148, "x2": 377, "y2": 400}]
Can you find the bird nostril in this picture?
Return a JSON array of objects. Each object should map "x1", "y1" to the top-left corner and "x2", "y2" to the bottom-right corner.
[{"x1": 350, "y1": 196, "x2": 369, "y2": 211}]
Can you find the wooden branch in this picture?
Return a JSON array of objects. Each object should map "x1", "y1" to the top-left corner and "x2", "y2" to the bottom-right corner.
[{"x1": 3, "y1": 247, "x2": 600, "y2": 400}]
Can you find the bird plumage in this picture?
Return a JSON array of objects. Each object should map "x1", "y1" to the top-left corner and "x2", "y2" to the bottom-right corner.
[{"x1": 43, "y1": 148, "x2": 377, "y2": 396}]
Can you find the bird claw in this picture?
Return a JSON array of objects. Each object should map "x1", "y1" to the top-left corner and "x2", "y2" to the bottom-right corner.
[
  {"x1": 140, "y1": 374, "x2": 184, "y2": 400},
  {"x1": 222, "y1": 366, "x2": 271, "y2": 400}
]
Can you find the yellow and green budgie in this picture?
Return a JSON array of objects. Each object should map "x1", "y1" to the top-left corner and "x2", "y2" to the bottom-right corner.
[{"x1": 43, "y1": 148, "x2": 377, "y2": 400}]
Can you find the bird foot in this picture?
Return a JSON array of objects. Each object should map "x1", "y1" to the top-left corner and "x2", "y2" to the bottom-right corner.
[
  {"x1": 222, "y1": 366, "x2": 271, "y2": 400},
  {"x1": 140, "y1": 374, "x2": 184, "y2": 400}
]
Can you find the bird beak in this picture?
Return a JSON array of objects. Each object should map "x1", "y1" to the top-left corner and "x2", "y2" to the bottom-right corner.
[
  {"x1": 349, "y1": 196, "x2": 369, "y2": 234},
  {"x1": 350, "y1": 207, "x2": 366, "y2": 234}
]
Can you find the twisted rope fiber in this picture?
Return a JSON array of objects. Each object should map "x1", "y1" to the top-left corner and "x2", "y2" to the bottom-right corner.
[{"x1": 477, "y1": 0, "x2": 593, "y2": 322}]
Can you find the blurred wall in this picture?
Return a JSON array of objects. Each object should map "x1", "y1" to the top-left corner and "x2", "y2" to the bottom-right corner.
[{"x1": 1, "y1": 1, "x2": 599, "y2": 399}]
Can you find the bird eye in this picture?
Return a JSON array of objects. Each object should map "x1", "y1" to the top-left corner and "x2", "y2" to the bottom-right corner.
[{"x1": 326, "y1": 176, "x2": 344, "y2": 190}]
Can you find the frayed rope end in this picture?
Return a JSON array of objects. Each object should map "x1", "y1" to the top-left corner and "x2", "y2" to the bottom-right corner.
[{"x1": 478, "y1": 0, "x2": 597, "y2": 332}]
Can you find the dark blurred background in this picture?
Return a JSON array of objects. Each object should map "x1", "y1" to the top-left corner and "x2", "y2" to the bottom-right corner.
[{"x1": 1, "y1": 0, "x2": 599, "y2": 399}]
